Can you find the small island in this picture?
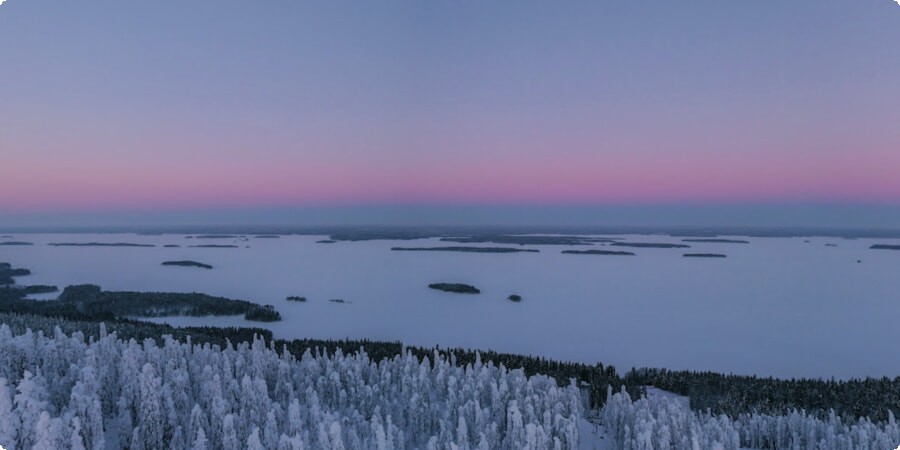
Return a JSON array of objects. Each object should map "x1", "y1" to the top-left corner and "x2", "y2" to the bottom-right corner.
[
  {"x1": 681, "y1": 238, "x2": 749, "y2": 244},
  {"x1": 507, "y1": 294, "x2": 522, "y2": 302},
  {"x1": 428, "y1": 283, "x2": 480, "y2": 294},
  {"x1": 870, "y1": 244, "x2": 900, "y2": 251},
  {"x1": 189, "y1": 244, "x2": 239, "y2": 248},
  {"x1": 243, "y1": 304, "x2": 281, "y2": 321},
  {"x1": 1, "y1": 263, "x2": 31, "y2": 285},
  {"x1": 193, "y1": 235, "x2": 243, "y2": 239},
  {"x1": 561, "y1": 250, "x2": 635, "y2": 256},
  {"x1": 162, "y1": 260, "x2": 213, "y2": 269},
  {"x1": 0, "y1": 241, "x2": 34, "y2": 246},
  {"x1": 49, "y1": 242, "x2": 155, "y2": 247},
  {"x1": 611, "y1": 242, "x2": 691, "y2": 249},
  {"x1": 286, "y1": 296, "x2": 307, "y2": 302},
  {"x1": 254, "y1": 235, "x2": 281, "y2": 239},
  {"x1": 328, "y1": 298, "x2": 350, "y2": 304},
  {"x1": 22, "y1": 285, "x2": 59, "y2": 294},
  {"x1": 317, "y1": 240, "x2": 338, "y2": 244},
  {"x1": 440, "y1": 235, "x2": 608, "y2": 246},
  {"x1": 683, "y1": 253, "x2": 727, "y2": 258},
  {"x1": 163, "y1": 244, "x2": 181, "y2": 248},
  {"x1": 392, "y1": 246, "x2": 539, "y2": 253}
]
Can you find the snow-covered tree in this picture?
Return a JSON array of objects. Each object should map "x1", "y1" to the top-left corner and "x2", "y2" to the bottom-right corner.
[
  {"x1": 601, "y1": 388, "x2": 900, "y2": 450},
  {"x1": 32, "y1": 411, "x2": 65, "y2": 450},
  {"x1": 137, "y1": 363, "x2": 163, "y2": 450},
  {"x1": 13, "y1": 370, "x2": 48, "y2": 450},
  {"x1": 191, "y1": 426, "x2": 208, "y2": 450},
  {"x1": 246, "y1": 427, "x2": 265, "y2": 450},
  {"x1": 0, "y1": 377, "x2": 17, "y2": 448}
]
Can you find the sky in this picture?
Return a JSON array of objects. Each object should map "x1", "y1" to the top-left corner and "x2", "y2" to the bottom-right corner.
[{"x1": 1, "y1": 0, "x2": 899, "y2": 228}]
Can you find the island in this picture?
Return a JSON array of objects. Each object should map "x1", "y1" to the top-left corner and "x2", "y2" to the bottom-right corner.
[
  {"x1": 164, "y1": 244, "x2": 181, "y2": 248},
  {"x1": 611, "y1": 242, "x2": 691, "y2": 249},
  {"x1": 243, "y1": 305, "x2": 281, "y2": 321},
  {"x1": 507, "y1": 294, "x2": 522, "y2": 302},
  {"x1": 0, "y1": 241, "x2": 34, "y2": 246},
  {"x1": 193, "y1": 235, "x2": 243, "y2": 239},
  {"x1": 428, "y1": 283, "x2": 480, "y2": 294},
  {"x1": 2, "y1": 283, "x2": 280, "y2": 322},
  {"x1": 162, "y1": 260, "x2": 213, "y2": 269},
  {"x1": 254, "y1": 235, "x2": 281, "y2": 239},
  {"x1": 392, "y1": 246, "x2": 539, "y2": 253},
  {"x1": 681, "y1": 238, "x2": 749, "y2": 244},
  {"x1": 328, "y1": 298, "x2": 350, "y2": 304},
  {"x1": 683, "y1": 253, "x2": 727, "y2": 258},
  {"x1": 48, "y1": 242, "x2": 155, "y2": 247},
  {"x1": 561, "y1": 249, "x2": 635, "y2": 256},
  {"x1": 870, "y1": 244, "x2": 900, "y2": 251},
  {"x1": 1, "y1": 263, "x2": 31, "y2": 285},
  {"x1": 286, "y1": 296, "x2": 307, "y2": 302},
  {"x1": 57, "y1": 284, "x2": 280, "y2": 321},
  {"x1": 22, "y1": 285, "x2": 59, "y2": 294},
  {"x1": 189, "y1": 244, "x2": 239, "y2": 248},
  {"x1": 440, "y1": 235, "x2": 613, "y2": 246},
  {"x1": 317, "y1": 240, "x2": 338, "y2": 244},
  {"x1": 327, "y1": 229, "x2": 435, "y2": 241}
]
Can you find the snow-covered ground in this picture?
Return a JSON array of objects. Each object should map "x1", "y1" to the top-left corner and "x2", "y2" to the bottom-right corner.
[
  {"x1": 644, "y1": 386, "x2": 690, "y2": 409},
  {"x1": 578, "y1": 417, "x2": 613, "y2": 450},
  {"x1": 3, "y1": 233, "x2": 900, "y2": 379}
]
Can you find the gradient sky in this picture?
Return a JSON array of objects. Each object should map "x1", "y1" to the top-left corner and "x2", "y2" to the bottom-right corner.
[{"x1": 1, "y1": 0, "x2": 899, "y2": 227}]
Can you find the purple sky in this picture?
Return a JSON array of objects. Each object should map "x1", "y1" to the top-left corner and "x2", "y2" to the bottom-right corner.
[{"x1": 1, "y1": 0, "x2": 899, "y2": 227}]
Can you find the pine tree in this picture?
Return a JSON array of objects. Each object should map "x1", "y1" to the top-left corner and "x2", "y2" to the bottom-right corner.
[
  {"x1": 69, "y1": 416, "x2": 87, "y2": 450},
  {"x1": 263, "y1": 409, "x2": 280, "y2": 449},
  {"x1": 138, "y1": 363, "x2": 164, "y2": 450},
  {"x1": 31, "y1": 411, "x2": 65, "y2": 450},
  {"x1": 0, "y1": 377, "x2": 17, "y2": 448},
  {"x1": 191, "y1": 426, "x2": 208, "y2": 450},
  {"x1": 13, "y1": 370, "x2": 48, "y2": 450},
  {"x1": 221, "y1": 414, "x2": 240, "y2": 450},
  {"x1": 278, "y1": 433, "x2": 305, "y2": 450},
  {"x1": 246, "y1": 427, "x2": 265, "y2": 450},
  {"x1": 188, "y1": 403, "x2": 209, "y2": 445}
]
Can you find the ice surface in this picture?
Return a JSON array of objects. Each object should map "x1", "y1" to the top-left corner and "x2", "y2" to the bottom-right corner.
[{"x1": 3, "y1": 233, "x2": 899, "y2": 379}]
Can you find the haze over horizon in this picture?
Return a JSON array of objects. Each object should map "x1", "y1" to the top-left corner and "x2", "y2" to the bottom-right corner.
[{"x1": 2, "y1": 0, "x2": 899, "y2": 228}]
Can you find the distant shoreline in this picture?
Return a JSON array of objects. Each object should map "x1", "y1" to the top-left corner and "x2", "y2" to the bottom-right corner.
[{"x1": 2, "y1": 225, "x2": 900, "y2": 239}]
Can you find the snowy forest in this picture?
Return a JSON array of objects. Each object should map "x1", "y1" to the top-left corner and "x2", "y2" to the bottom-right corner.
[
  {"x1": 0, "y1": 313, "x2": 583, "y2": 450},
  {"x1": 1, "y1": 313, "x2": 900, "y2": 449},
  {"x1": 601, "y1": 388, "x2": 900, "y2": 449}
]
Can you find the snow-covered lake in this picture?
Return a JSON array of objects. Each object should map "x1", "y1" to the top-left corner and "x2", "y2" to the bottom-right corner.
[{"x1": 2, "y1": 233, "x2": 899, "y2": 380}]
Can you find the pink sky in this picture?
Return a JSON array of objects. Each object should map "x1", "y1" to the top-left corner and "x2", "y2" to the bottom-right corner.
[
  {"x1": 4, "y1": 147, "x2": 899, "y2": 212},
  {"x1": 2, "y1": 0, "x2": 899, "y2": 216}
]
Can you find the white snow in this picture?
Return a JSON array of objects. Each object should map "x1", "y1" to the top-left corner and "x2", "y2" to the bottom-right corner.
[
  {"x1": 0, "y1": 319, "x2": 583, "y2": 449},
  {"x1": 644, "y1": 386, "x2": 690, "y2": 408},
  {"x1": 577, "y1": 416, "x2": 613, "y2": 450},
  {"x1": 600, "y1": 388, "x2": 900, "y2": 449}
]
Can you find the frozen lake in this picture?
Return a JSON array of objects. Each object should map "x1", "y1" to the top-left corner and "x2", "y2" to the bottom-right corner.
[{"x1": 2, "y1": 233, "x2": 899, "y2": 379}]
